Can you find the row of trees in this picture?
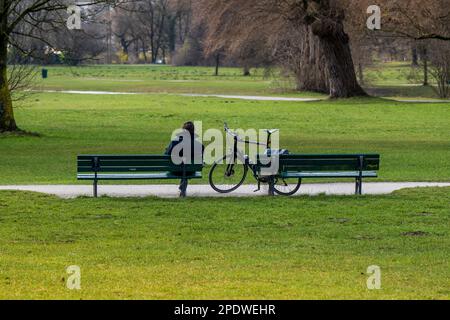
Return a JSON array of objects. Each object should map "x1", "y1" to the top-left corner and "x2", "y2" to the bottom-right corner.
[
  {"x1": 196, "y1": 0, "x2": 450, "y2": 97},
  {"x1": 112, "y1": 0, "x2": 188, "y2": 64},
  {"x1": 1, "y1": 0, "x2": 449, "y2": 132}
]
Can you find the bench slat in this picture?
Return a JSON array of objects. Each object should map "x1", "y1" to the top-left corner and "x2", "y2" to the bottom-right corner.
[
  {"x1": 258, "y1": 154, "x2": 380, "y2": 172},
  {"x1": 77, "y1": 172, "x2": 202, "y2": 180},
  {"x1": 78, "y1": 166, "x2": 202, "y2": 173},
  {"x1": 78, "y1": 155, "x2": 171, "y2": 160},
  {"x1": 77, "y1": 155, "x2": 203, "y2": 174},
  {"x1": 281, "y1": 163, "x2": 379, "y2": 171},
  {"x1": 278, "y1": 154, "x2": 380, "y2": 159},
  {"x1": 77, "y1": 160, "x2": 189, "y2": 167},
  {"x1": 282, "y1": 171, "x2": 378, "y2": 178}
]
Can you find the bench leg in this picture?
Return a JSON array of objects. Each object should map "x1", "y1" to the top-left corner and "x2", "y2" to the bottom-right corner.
[
  {"x1": 93, "y1": 179, "x2": 98, "y2": 198},
  {"x1": 268, "y1": 177, "x2": 275, "y2": 196},
  {"x1": 179, "y1": 179, "x2": 188, "y2": 198},
  {"x1": 355, "y1": 178, "x2": 362, "y2": 195}
]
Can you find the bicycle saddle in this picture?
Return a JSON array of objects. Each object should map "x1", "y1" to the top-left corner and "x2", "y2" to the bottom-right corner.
[{"x1": 264, "y1": 129, "x2": 279, "y2": 135}]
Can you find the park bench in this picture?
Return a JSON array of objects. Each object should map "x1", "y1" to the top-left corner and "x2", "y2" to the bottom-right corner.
[
  {"x1": 261, "y1": 154, "x2": 380, "y2": 195},
  {"x1": 77, "y1": 155, "x2": 203, "y2": 197}
]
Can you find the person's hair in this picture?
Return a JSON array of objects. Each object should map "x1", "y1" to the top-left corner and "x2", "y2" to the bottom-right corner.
[{"x1": 182, "y1": 121, "x2": 195, "y2": 138}]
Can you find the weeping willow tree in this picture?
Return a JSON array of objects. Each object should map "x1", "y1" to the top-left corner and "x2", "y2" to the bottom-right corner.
[{"x1": 195, "y1": 0, "x2": 366, "y2": 98}]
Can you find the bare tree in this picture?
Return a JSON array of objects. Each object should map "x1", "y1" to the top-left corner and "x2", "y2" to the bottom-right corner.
[
  {"x1": 234, "y1": 37, "x2": 271, "y2": 76},
  {"x1": 273, "y1": 25, "x2": 328, "y2": 92},
  {"x1": 428, "y1": 40, "x2": 450, "y2": 98},
  {"x1": 135, "y1": 0, "x2": 171, "y2": 63},
  {"x1": 171, "y1": 24, "x2": 205, "y2": 66},
  {"x1": 8, "y1": 63, "x2": 38, "y2": 102},
  {"x1": 194, "y1": 0, "x2": 366, "y2": 98},
  {"x1": 0, "y1": 0, "x2": 123, "y2": 132},
  {"x1": 112, "y1": 7, "x2": 140, "y2": 62},
  {"x1": 418, "y1": 43, "x2": 430, "y2": 86},
  {"x1": 172, "y1": 0, "x2": 191, "y2": 46},
  {"x1": 382, "y1": 0, "x2": 450, "y2": 41}
]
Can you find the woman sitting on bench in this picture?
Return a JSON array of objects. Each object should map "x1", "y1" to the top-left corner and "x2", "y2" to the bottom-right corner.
[{"x1": 165, "y1": 121, "x2": 204, "y2": 196}]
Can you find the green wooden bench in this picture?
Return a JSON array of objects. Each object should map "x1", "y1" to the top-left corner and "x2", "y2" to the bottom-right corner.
[
  {"x1": 77, "y1": 155, "x2": 203, "y2": 197},
  {"x1": 261, "y1": 154, "x2": 380, "y2": 195}
]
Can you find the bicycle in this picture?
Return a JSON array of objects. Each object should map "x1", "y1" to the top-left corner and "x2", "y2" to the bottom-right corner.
[{"x1": 208, "y1": 123, "x2": 302, "y2": 196}]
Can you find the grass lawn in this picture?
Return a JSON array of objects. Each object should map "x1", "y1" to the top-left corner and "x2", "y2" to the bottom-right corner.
[
  {"x1": 31, "y1": 63, "x2": 446, "y2": 99},
  {"x1": 0, "y1": 187, "x2": 448, "y2": 299},
  {"x1": 0, "y1": 64, "x2": 449, "y2": 300},
  {"x1": 363, "y1": 61, "x2": 446, "y2": 99},
  {"x1": 0, "y1": 93, "x2": 449, "y2": 184},
  {"x1": 32, "y1": 65, "x2": 321, "y2": 97}
]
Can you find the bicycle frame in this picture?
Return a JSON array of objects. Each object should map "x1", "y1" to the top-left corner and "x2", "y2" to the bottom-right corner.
[
  {"x1": 223, "y1": 123, "x2": 276, "y2": 184},
  {"x1": 209, "y1": 123, "x2": 301, "y2": 196}
]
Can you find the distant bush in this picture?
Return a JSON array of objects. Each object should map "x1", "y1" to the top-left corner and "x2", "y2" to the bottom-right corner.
[{"x1": 172, "y1": 39, "x2": 205, "y2": 66}]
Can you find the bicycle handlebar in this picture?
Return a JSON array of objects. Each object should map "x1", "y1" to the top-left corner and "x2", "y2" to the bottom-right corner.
[{"x1": 224, "y1": 122, "x2": 268, "y2": 146}]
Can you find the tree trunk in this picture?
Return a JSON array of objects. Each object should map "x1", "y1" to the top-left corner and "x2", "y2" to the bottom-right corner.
[
  {"x1": 141, "y1": 39, "x2": 148, "y2": 63},
  {"x1": 422, "y1": 48, "x2": 429, "y2": 86},
  {"x1": 277, "y1": 24, "x2": 328, "y2": 93},
  {"x1": 358, "y1": 63, "x2": 365, "y2": 85},
  {"x1": 243, "y1": 66, "x2": 251, "y2": 76},
  {"x1": 0, "y1": 38, "x2": 18, "y2": 132},
  {"x1": 311, "y1": 20, "x2": 367, "y2": 98},
  {"x1": 214, "y1": 53, "x2": 220, "y2": 76},
  {"x1": 120, "y1": 38, "x2": 129, "y2": 55},
  {"x1": 296, "y1": 25, "x2": 329, "y2": 93},
  {"x1": 424, "y1": 58, "x2": 429, "y2": 86},
  {"x1": 412, "y1": 46, "x2": 419, "y2": 67}
]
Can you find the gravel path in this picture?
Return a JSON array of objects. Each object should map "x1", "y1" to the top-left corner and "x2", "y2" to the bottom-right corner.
[{"x1": 0, "y1": 182, "x2": 449, "y2": 199}]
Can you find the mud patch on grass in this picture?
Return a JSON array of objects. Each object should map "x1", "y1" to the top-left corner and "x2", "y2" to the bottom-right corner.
[
  {"x1": 402, "y1": 231, "x2": 429, "y2": 237},
  {"x1": 411, "y1": 212, "x2": 434, "y2": 217},
  {"x1": 329, "y1": 217, "x2": 350, "y2": 224}
]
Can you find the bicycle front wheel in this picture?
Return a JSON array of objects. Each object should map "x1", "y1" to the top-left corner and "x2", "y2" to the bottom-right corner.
[
  {"x1": 273, "y1": 177, "x2": 302, "y2": 196},
  {"x1": 209, "y1": 155, "x2": 248, "y2": 193}
]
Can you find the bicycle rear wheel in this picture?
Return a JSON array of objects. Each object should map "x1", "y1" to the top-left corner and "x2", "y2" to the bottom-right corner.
[
  {"x1": 273, "y1": 177, "x2": 302, "y2": 196},
  {"x1": 209, "y1": 155, "x2": 248, "y2": 193}
]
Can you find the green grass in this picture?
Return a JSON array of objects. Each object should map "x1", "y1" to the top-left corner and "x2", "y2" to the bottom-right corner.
[
  {"x1": 0, "y1": 187, "x2": 448, "y2": 299},
  {"x1": 1, "y1": 64, "x2": 449, "y2": 300},
  {"x1": 1, "y1": 93, "x2": 449, "y2": 184},
  {"x1": 363, "y1": 61, "x2": 447, "y2": 99},
  {"x1": 31, "y1": 63, "x2": 448, "y2": 99},
  {"x1": 33, "y1": 65, "x2": 323, "y2": 97},
  {"x1": 364, "y1": 61, "x2": 415, "y2": 86},
  {"x1": 43, "y1": 64, "x2": 267, "y2": 80}
]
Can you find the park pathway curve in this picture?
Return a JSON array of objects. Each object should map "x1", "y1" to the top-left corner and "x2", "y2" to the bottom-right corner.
[
  {"x1": 0, "y1": 182, "x2": 449, "y2": 199},
  {"x1": 34, "y1": 90, "x2": 450, "y2": 103}
]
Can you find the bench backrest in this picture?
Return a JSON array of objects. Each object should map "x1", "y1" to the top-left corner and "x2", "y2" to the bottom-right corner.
[
  {"x1": 259, "y1": 154, "x2": 380, "y2": 173},
  {"x1": 279, "y1": 154, "x2": 380, "y2": 172},
  {"x1": 77, "y1": 155, "x2": 203, "y2": 173}
]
